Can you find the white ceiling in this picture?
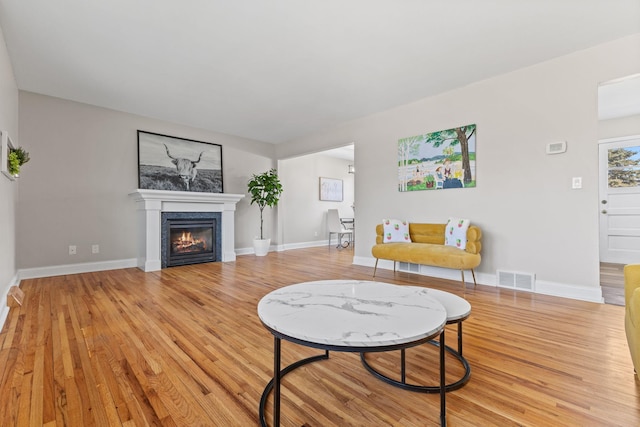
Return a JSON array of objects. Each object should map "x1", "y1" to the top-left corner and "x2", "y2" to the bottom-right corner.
[
  {"x1": 319, "y1": 145, "x2": 354, "y2": 161},
  {"x1": 0, "y1": 1, "x2": 639, "y2": 144}
]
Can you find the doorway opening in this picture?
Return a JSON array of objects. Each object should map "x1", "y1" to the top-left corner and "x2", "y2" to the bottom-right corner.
[
  {"x1": 597, "y1": 73, "x2": 640, "y2": 305},
  {"x1": 278, "y1": 143, "x2": 355, "y2": 254}
]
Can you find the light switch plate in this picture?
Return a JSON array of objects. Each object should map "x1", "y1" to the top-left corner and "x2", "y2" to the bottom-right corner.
[{"x1": 572, "y1": 177, "x2": 582, "y2": 189}]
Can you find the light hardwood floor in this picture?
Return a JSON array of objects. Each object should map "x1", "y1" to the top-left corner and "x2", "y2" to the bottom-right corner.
[{"x1": 1, "y1": 247, "x2": 638, "y2": 426}]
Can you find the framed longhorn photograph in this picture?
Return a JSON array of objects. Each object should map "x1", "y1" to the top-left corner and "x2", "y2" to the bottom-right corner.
[{"x1": 137, "y1": 130, "x2": 223, "y2": 193}]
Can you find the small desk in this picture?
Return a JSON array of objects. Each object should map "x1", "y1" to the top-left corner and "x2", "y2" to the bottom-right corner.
[{"x1": 257, "y1": 280, "x2": 448, "y2": 426}]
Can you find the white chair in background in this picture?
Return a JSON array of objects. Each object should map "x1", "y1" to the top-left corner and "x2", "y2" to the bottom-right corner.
[{"x1": 327, "y1": 209, "x2": 353, "y2": 248}]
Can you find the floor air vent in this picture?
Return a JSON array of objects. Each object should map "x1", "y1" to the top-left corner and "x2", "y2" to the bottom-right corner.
[
  {"x1": 398, "y1": 262, "x2": 420, "y2": 273},
  {"x1": 497, "y1": 270, "x2": 535, "y2": 291}
]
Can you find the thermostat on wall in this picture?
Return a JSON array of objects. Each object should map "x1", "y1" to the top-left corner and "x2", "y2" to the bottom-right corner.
[{"x1": 546, "y1": 141, "x2": 567, "y2": 154}]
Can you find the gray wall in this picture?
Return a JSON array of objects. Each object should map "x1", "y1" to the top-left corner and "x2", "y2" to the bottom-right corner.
[
  {"x1": 14, "y1": 93, "x2": 356, "y2": 272},
  {"x1": 276, "y1": 33, "x2": 640, "y2": 296},
  {"x1": 16, "y1": 92, "x2": 276, "y2": 269},
  {"x1": 0, "y1": 25, "x2": 19, "y2": 325}
]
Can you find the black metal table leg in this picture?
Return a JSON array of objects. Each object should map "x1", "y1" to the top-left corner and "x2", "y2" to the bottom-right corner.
[
  {"x1": 360, "y1": 343, "x2": 470, "y2": 393},
  {"x1": 440, "y1": 330, "x2": 446, "y2": 426},
  {"x1": 401, "y1": 348, "x2": 406, "y2": 383},
  {"x1": 259, "y1": 346, "x2": 330, "y2": 427},
  {"x1": 274, "y1": 336, "x2": 281, "y2": 427},
  {"x1": 360, "y1": 318, "x2": 471, "y2": 393}
]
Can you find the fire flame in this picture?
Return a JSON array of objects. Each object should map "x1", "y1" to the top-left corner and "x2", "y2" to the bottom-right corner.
[{"x1": 174, "y1": 231, "x2": 207, "y2": 251}]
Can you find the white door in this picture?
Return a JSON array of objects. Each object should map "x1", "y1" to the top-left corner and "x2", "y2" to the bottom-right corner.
[{"x1": 599, "y1": 135, "x2": 640, "y2": 264}]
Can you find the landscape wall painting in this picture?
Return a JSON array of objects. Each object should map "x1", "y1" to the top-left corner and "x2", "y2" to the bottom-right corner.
[
  {"x1": 138, "y1": 130, "x2": 223, "y2": 193},
  {"x1": 398, "y1": 124, "x2": 476, "y2": 192}
]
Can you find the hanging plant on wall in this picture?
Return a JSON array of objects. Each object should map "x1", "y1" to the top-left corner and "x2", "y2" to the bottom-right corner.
[{"x1": 8, "y1": 146, "x2": 30, "y2": 176}]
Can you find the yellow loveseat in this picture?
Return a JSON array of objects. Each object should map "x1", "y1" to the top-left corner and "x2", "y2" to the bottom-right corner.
[
  {"x1": 372, "y1": 223, "x2": 482, "y2": 287},
  {"x1": 624, "y1": 264, "x2": 640, "y2": 373}
]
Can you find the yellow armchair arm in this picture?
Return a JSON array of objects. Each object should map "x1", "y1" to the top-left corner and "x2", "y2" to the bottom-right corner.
[
  {"x1": 624, "y1": 264, "x2": 640, "y2": 306},
  {"x1": 624, "y1": 264, "x2": 640, "y2": 373},
  {"x1": 628, "y1": 287, "x2": 640, "y2": 327}
]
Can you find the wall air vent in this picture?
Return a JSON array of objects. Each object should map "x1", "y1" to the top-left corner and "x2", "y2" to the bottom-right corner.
[
  {"x1": 546, "y1": 141, "x2": 567, "y2": 154},
  {"x1": 497, "y1": 270, "x2": 535, "y2": 292}
]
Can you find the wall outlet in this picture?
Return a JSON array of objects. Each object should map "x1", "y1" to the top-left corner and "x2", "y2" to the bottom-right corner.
[
  {"x1": 69, "y1": 245, "x2": 76, "y2": 255},
  {"x1": 92, "y1": 244, "x2": 99, "y2": 254}
]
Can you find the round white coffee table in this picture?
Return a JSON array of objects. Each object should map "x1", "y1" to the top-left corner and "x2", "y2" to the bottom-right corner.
[{"x1": 257, "y1": 280, "x2": 448, "y2": 426}]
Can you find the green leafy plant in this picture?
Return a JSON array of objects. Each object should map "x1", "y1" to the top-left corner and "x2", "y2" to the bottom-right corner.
[
  {"x1": 424, "y1": 174, "x2": 435, "y2": 188},
  {"x1": 247, "y1": 168, "x2": 283, "y2": 240},
  {"x1": 8, "y1": 146, "x2": 29, "y2": 176}
]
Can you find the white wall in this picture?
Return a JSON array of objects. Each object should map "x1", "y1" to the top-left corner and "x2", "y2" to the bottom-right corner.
[
  {"x1": 278, "y1": 153, "x2": 354, "y2": 247},
  {"x1": 276, "y1": 33, "x2": 640, "y2": 301},
  {"x1": 16, "y1": 92, "x2": 276, "y2": 271},
  {"x1": 599, "y1": 114, "x2": 640, "y2": 140},
  {"x1": 0, "y1": 25, "x2": 19, "y2": 327}
]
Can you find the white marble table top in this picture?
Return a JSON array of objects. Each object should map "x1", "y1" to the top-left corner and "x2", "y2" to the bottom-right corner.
[
  {"x1": 422, "y1": 288, "x2": 471, "y2": 322},
  {"x1": 258, "y1": 280, "x2": 447, "y2": 348}
]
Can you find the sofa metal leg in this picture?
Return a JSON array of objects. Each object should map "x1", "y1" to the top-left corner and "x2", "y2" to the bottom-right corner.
[
  {"x1": 471, "y1": 269, "x2": 477, "y2": 287},
  {"x1": 393, "y1": 261, "x2": 397, "y2": 273},
  {"x1": 460, "y1": 270, "x2": 465, "y2": 289},
  {"x1": 373, "y1": 259, "x2": 379, "y2": 277}
]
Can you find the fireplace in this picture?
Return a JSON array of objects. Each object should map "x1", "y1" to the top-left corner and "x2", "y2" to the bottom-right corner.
[
  {"x1": 161, "y1": 212, "x2": 222, "y2": 268},
  {"x1": 130, "y1": 190, "x2": 244, "y2": 272}
]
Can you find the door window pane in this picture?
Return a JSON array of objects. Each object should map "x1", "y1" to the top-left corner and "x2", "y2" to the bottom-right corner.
[{"x1": 608, "y1": 146, "x2": 640, "y2": 188}]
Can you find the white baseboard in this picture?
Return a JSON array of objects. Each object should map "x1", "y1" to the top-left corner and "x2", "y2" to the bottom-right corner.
[
  {"x1": 0, "y1": 304, "x2": 7, "y2": 333},
  {"x1": 353, "y1": 255, "x2": 377, "y2": 268},
  {"x1": 236, "y1": 240, "x2": 328, "y2": 256},
  {"x1": 235, "y1": 247, "x2": 254, "y2": 256},
  {"x1": 12, "y1": 252, "x2": 604, "y2": 305},
  {"x1": 535, "y1": 280, "x2": 603, "y2": 303},
  {"x1": 281, "y1": 240, "x2": 328, "y2": 251},
  {"x1": 353, "y1": 256, "x2": 603, "y2": 303},
  {"x1": 18, "y1": 258, "x2": 138, "y2": 280}
]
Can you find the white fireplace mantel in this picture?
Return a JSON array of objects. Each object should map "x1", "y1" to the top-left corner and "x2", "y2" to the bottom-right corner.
[{"x1": 130, "y1": 189, "x2": 245, "y2": 272}]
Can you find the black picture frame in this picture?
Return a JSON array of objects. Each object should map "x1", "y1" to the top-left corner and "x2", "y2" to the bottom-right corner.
[{"x1": 137, "y1": 130, "x2": 223, "y2": 193}]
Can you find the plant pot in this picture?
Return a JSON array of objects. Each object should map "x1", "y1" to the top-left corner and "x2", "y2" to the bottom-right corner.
[{"x1": 253, "y1": 238, "x2": 271, "y2": 256}]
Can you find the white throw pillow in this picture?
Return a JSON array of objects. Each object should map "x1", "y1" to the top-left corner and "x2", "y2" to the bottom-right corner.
[
  {"x1": 382, "y1": 219, "x2": 411, "y2": 243},
  {"x1": 445, "y1": 217, "x2": 470, "y2": 250}
]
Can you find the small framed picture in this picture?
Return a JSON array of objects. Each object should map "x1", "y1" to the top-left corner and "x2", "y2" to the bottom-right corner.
[
  {"x1": 319, "y1": 177, "x2": 343, "y2": 201},
  {"x1": 1, "y1": 130, "x2": 16, "y2": 180},
  {"x1": 138, "y1": 130, "x2": 223, "y2": 193}
]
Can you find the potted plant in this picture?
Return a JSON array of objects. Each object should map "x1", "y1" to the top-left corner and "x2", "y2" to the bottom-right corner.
[
  {"x1": 247, "y1": 168, "x2": 283, "y2": 256},
  {"x1": 8, "y1": 146, "x2": 30, "y2": 177}
]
